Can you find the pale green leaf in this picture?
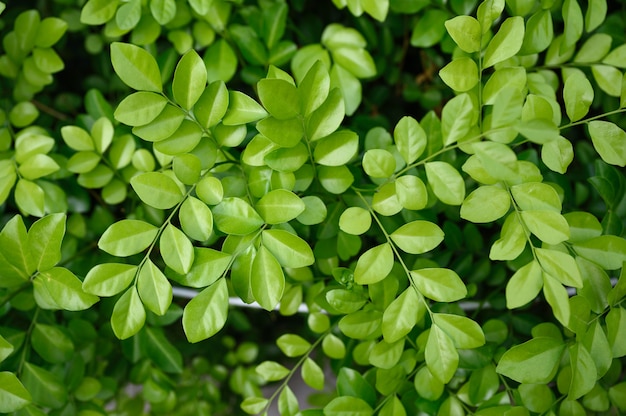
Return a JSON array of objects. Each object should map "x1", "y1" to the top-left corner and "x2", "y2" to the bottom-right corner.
[
  {"x1": 0, "y1": 372, "x2": 31, "y2": 413},
  {"x1": 130, "y1": 171, "x2": 184, "y2": 210},
  {"x1": 222, "y1": 91, "x2": 268, "y2": 125},
  {"x1": 439, "y1": 57, "x2": 479, "y2": 92},
  {"x1": 27, "y1": 213, "x2": 65, "y2": 272},
  {"x1": 172, "y1": 49, "x2": 207, "y2": 110},
  {"x1": 257, "y1": 78, "x2": 300, "y2": 120},
  {"x1": 137, "y1": 259, "x2": 172, "y2": 316},
  {"x1": 441, "y1": 93, "x2": 476, "y2": 145},
  {"x1": 445, "y1": 15, "x2": 481, "y2": 53},
  {"x1": 520, "y1": 210, "x2": 570, "y2": 245},
  {"x1": 433, "y1": 313, "x2": 485, "y2": 349},
  {"x1": 506, "y1": 260, "x2": 543, "y2": 308},
  {"x1": 425, "y1": 161, "x2": 465, "y2": 205},
  {"x1": 83, "y1": 263, "x2": 136, "y2": 296},
  {"x1": 160, "y1": 224, "x2": 194, "y2": 275},
  {"x1": 483, "y1": 17, "x2": 525, "y2": 68},
  {"x1": 98, "y1": 219, "x2": 158, "y2": 256},
  {"x1": 256, "y1": 189, "x2": 305, "y2": 224},
  {"x1": 390, "y1": 220, "x2": 444, "y2": 254},
  {"x1": 256, "y1": 361, "x2": 290, "y2": 381},
  {"x1": 339, "y1": 206, "x2": 371, "y2": 235},
  {"x1": 354, "y1": 243, "x2": 394, "y2": 285},
  {"x1": 496, "y1": 337, "x2": 565, "y2": 383},
  {"x1": 252, "y1": 245, "x2": 285, "y2": 311},
  {"x1": 536, "y1": 248, "x2": 582, "y2": 288},
  {"x1": 110, "y1": 42, "x2": 161, "y2": 92},
  {"x1": 394, "y1": 116, "x2": 426, "y2": 164},
  {"x1": 324, "y1": 396, "x2": 373, "y2": 416},
  {"x1": 194, "y1": 81, "x2": 229, "y2": 129},
  {"x1": 111, "y1": 287, "x2": 145, "y2": 339},
  {"x1": 183, "y1": 278, "x2": 228, "y2": 342},
  {"x1": 411, "y1": 268, "x2": 467, "y2": 302},
  {"x1": 461, "y1": 185, "x2": 510, "y2": 223},
  {"x1": 587, "y1": 121, "x2": 626, "y2": 167},
  {"x1": 568, "y1": 343, "x2": 597, "y2": 400},
  {"x1": 277, "y1": 334, "x2": 311, "y2": 357},
  {"x1": 573, "y1": 235, "x2": 626, "y2": 270},
  {"x1": 179, "y1": 196, "x2": 213, "y2": 241},
  {"x1": 426, "y1": 325, "x2": 459, "y2": 383},
  {"x1": 591, "y1": 64, "x2": 623, "y2": 97}
]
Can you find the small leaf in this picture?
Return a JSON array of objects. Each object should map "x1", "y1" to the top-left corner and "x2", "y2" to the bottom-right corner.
[
  {"x1": 324, "y1": 396, "x2": 373, "y2": 416},
  {"x1": 521, "y1": 210, "x2": 570, "y2": 245},
  {"x1": 179, "y1": 196, "x2": 213, "y2": 241},
  {"x1": 382, "y1": 287, "x2": 422, "y2": 343},
  {"x1": 255, "y1": 190, "x2": 305, "y2": 224},
  {"x1": 194, "y1": 81, "x2": 229, "y2": 128},
  {"x1": 83, "y1": 263, "x2": 136, "y2": 296},
  {"x1": 394, "y1": 116, "x2": 426, "y2": 164},
  {"x1": 183, "y1": 278, "x2": 229, "y2": 342},
  {"x1": 483, "y1": 17, "x2": 525, "y2": 68},
  {"x1": 305, "y1": 88, "x2": 345, "y2": 141},
  {"x1": 27, "y1": 213, "x2": 65, "y2": 272},
  {"x1": 277, "y1": 334, "x2": 311, "y2": 357},
  {"x1": 536, "y1": 248, "x2": 582, "y2": 288},
  {"x1": 302, "y1": 357, "x2": 324, "y2": 390},
  {"x1": 445, "y1": 15, "x2": 481, "y2": 53},
  {"x1": 568, "y1": 343, "x2": 597, "y2": 400},
  {"x1": 222, "y1": 91, "x2": 268, "y2": 125},
  {"x1": 160, "y1": 224, "x2": 194, "y2": 275},
  {"x1": 0, "y1": 372, "x2": 31, "y2": 413},
  {"x1": 142, "y1": 327, "x2": 183, "y2": 373},
  {"x1": 587, "y1": 121, "x2": 626, "y2": 167},
  {"x1": 172, "y1": 49, "x2": 207, "y2": 110},
  {"x1": 35, "y1": 267, "x2": 99, "y2": 311},
  {"x1": 130, "y1": 171, "x2": 184, "y2": 210},
  {"x1": 433, "y1": 313, "x2": 485, "y2": 349},
  {"x1": 506, "y1": 260, "x2": 543, "y2": 308},
  {"x1": 241, "y1": 397, "x2": 269, "y2": 415},
  {"x1": 137, "y1": 259, "x2": 172, "y2": 316},
  {"x1": 261, "y1": 229, "x2": 314, "y2": 268},
  {"x1": 21, "y1": 363, "x2": 67, "y2": 409},
  {"x1": 213, "y1": 197, "x2": 264, "y2": 235},
  {"x1": 256, "y1": 361, "x2": 290, "y2": 381},
  {"x1": 461, "y1": 185, "x2": 510, "y2": 223},
  {"x1": 411, "y1": 268, "x2": 467, "y2": 302},
  {"x1": 363, "y1": 149, "x2": 396, "y2": 178},
  {"x1": 31, "y1": 324, "x2": 74, "y2": 364},
  {"x1": 354, "y1": 243, "x2": 394, "y2": 285},
  {"x1": 314, "y1": 130, "x2": 359, "y2": 166},
  {"x1": 564, "y1": 71, "x2": 594, "y2": 122},
  {"x1": 257, "y1": 78, "x2": 300, "y2": 120},
  {"x1": 390, "y1": 220, "x2": 444, "y2": 254},
  {"x1": 425, "y1": 161, "x2": 465, "y2": 205},
  {"x1": 99, "y1": 220, "x2": 158, "y2": 256},
  {"x1": 339, "y1": 207, "x2": 371, "y2": 235},
  {"x1": 110, "y1": 42, "x2": 161, "y2": 92},
  {"x1": 111, "y1": 287, "x2": 145, "y2": 340},
  {"x1": 439, "y1": 57, "x2": 479, "y2": 92},
  {"x1": 496, "y1": 337, "x2": 565, "y2": 383},
  {"x1": 441, "y1": 93, "x2": 477, "y2": 145},
  {"x1": 251, "y1": 246, "x2": 285, "y2": 311},
  {"x1": 426, "y1": 325, "x2": 459, "y2": 383}
]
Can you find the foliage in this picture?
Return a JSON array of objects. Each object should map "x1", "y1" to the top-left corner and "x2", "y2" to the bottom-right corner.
[{"x1": 0, "y1": 0, "x2": 626, "y2": 415}]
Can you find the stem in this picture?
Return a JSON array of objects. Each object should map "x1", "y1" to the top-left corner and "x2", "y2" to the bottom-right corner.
[{"x1": 18, "y1": 307, "x2": 40, "y2": 375}]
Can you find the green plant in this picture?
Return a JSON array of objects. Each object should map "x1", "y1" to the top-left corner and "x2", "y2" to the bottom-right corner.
[{"x1": 0, "y1": 0, "x2": 625, "y2": 414}]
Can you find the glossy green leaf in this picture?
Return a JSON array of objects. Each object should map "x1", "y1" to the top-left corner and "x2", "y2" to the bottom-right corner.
[
  {"x1": 27, "y1": 213, "x2": 65, "y2": 272},
  {"x1": 110, "y1": 42, "x2": 161, "y2": 92},
  {"x1": 241, "y1": 397, "x2": 269, "y2": 415},
  {"x1": 441, "y1": 93, "x2": 476, "y2": 146},
  {"x1": 257, "y1": 78, "x2": 300, "y2": 120},
  {"x1": 222, "y1": 91, "x2": 268, "y2": 125},
  {"x1": 302, "y1": 357, "x2": 324, "y2": 390},
  {"x1": 520, "y1": 10, "x2": 553, "y2": 54},
  {"x1": 461, "y1": 185, "x2": 510, "y2": 223},
  {"x1": 261, "y1": 229, "x2": 314, "y2": 268},
  {"x1": 60, "y1": 125, "x2": 94, "y2": 151},
  {"x1": 562, "y1": 0, "x2": 583, "y2": 49},
  {"x1": 496, "y1": 337, "x2": 565, "y2": 383},
  {"x1": 142, "y1": 326, "x2": 183, "y2": 373},
  {"x1": 83, "y1": 263, "x2": 136, "y2": 296},
  {"x1": 322, "y1": 333, "x2": 346, "y2": 359},
  {"x1": 255, "y1": 190, "x2": 305, "y2": 225},
  {"x1": 433, "y1": 313, "x2": 485, "y2": 349},
  {"x1": 172, "y1": 50, "x2": 206, "y2": 110},
  {"x1": 506, "y1": 260, "x2": 543, "y2": 308},
  {"x1": 111, "y1": 286, "x2": 145, "y2": 340},
  {"x1": 426, "y1": 325, "x2": 459, "y2": 383},
  {"x1": 305, "y1": 88, "x2": 344, "y2": 141},
  {"x1": 330, "y1": 63, "x2": 361, "y2": 116},
  {"x1": 425, "y1": 161, "x2": 465, "y2": 205},
  {"x1": 411, "y1": 268, "x2": 467, "y2": 302},
  {"x1": 326, "y1": 288, "x2": 368, "y2": 314},
  {"x1": 369, "y1": 338, "x2": 404, "y2": 369},
  {"x1": 339, "y1": 309, "x2": 382, "y2": 339},
  {"x1": 17, "y1": 153, "x2": 59, "y2": 180},
  {"x1": 35, "y1": 17, "x2": 67, "y2": 48},
  {"x1": 445, "y1": 15, "x2": 481, "y2": 53},
  {"x1": 15, "y1": 179, "x2": 45, "y2": 217},
  {"x1": 35, "y1": 267, "x2": 98, "y2": 311},
  {"x1": 256, "y1": 361, "x2": 290, "y2": 381},
  {"x1": 0, "y1": 372, "x2": 31, "y2": 413},
  {"x1": 332, "y1": 47, "x2": 376, "y2": 79},
  {"x1": 178, "y1": 197, "x2": 213, "y2": 242},
  {"x1": 521, "y1": 210, "x2": 570, "y2": 245},
  {"x1": 439, "y1": 57, "x2": 479, "y2": 92},
  {"x1": 382, "y1": 287, "x2": 422, "y2": 343},
  {"x1": 318, "y1": 165, "x2": 355, "y2": 194},
  {"x1": 204, "y1": 39, "x2": 238, "y2": 83},
  {"x1": 536, "y1": 248, "x2": 582, "y2": 288},
  {"x1": 130, "y1": 171, "x2": 184, "y2": 210},
  {"x1": 363, "y1": 149, "x2": 395, "y2": 178},
  {"x1": 116, "y1": 0, "x2": 140, "y2": 30},
  {"x1": 160, "y1": 224, "x2": 193, "y2": 275},
  {"x1": 394, "y1": 116, "x2": 426, "y2": 164},
  {"x1": 414, "y1": 366, "x2": 444, "y2": 401},
  {"x1": 354, "y1": 243, "x2": 394, "y2": 285},
  {"x1": 568, "y1": 343, "x2": 597, "y2": 400},
  {"x1": 587, "y1": 121, "x2": 626, "y2": 167},
  {"x1": 277, "y1": 334, "x2": 311, "y2": 357},
  {"x1": 390, "y1": 220, "x2": 444, "y2": 254},
  {"x1": 314, "y1": 130, "x2": 359, "y2": 166},
  {"x1": 483, "y1": 17, "x2": 524, "y2": 68},
  {"x1": 591, "y1": 64, "x2": 623, "y2": 97},
  {"x1": 150, "y1": 0, "x2": 176, "y2": 25},
  {"x1": 99, "y1": 219, "x2": 158, "y2": 256},
  {"x1": 324, "y1": 396, "x2": 373, "y2": 416},
  {"x1": 137, "y1": 259, "x2": 172, "y2": 316},
  {"x1": 252, "y1": 245, "x2": 285, "y2": 311},
  {"x1": 542, "y1": 136, "x2": 574, "y2": 174},
  {"x1": 298, "y1": 60, "x2": 330, "y2": 116},
  {"x1": 21, "y1": 363, "x2": 66, "y2": 409},
  {"x1": 31, "y1": 324, "x2": 73, "y2": 364},
  {"x1": 395, "y1": 175, "x2": 428, "y2": 211},
  {"x1": 563, "y1": 71, "x2": 593, "y2": 122},
  {"x1": 183, "y1": 278, "x2": 228, "y2": 342},
  {"x1": 0, "y1": 215, "x2": 34, "y2": 282},
  {"x1": 80, "y1": 0, "x2": 119, "y2": 25},
  {"x1": 339, "y1": 206, "x2": 371, "y2": 235},
  {"x1": 194, "y1": 81, "x2": 228, "y2": 129},
  {"x1": 519, "y1": 383, "x2": 554, "y2": 414},
  {"x1": 573, "y1": 235, "x2": 626, "y2": 270}
]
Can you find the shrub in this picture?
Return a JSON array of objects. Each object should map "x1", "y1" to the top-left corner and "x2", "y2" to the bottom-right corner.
[{"x1": 0, "y1": 0, "x2": 625, "y2": 414}]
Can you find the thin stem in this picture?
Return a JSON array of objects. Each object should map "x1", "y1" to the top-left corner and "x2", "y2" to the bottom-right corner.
[{"x1": 18, "y1": 307, "x2": 40, "y2": 375}]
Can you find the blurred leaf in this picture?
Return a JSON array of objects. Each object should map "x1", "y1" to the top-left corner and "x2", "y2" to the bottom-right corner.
[
  {"x1": 277, "y1": 334, "x2": 311, "y2": 357},
  {"x1": 31, "y1": 324, "x2": 74, "y2": 364},
  {"x1": 21, "y1": 363, "x2": 66, "y2": 409},
  {"x1": 142, "y1": 327, "x2": 183, "y2": 373},
  {"x1": 302, "y1": 358, "x2": 324, "y2": 390}
]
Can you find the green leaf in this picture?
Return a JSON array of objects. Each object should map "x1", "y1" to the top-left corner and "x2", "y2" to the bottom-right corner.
[
  {"x1": 441, "y1": 93, "x2": 476, "y2": 145},
  {"x1": 213, "y1": 197, "x2": 264, "y2": 235},
  {"x1": 445, "y1": 15, "x2": 481, "y2": 53},
  {"x1": 0, "y1": 335, "x2": 13, "y2": 363},
  {"x1": 568, "y1": 343, "x2": 597, "y2": 400},
  {"x1": 520, "y1": 10, "x2": 553, "y2": 54},
  {"x1": 0, "y1": 216, "x2": 32, "y2": 285},
  {"x1": 0, "y1": 372, "x2": 31, "y2": 413},
  {"x1": 520, "y1": 210, "x2": 570, "y2": 245},
  {"x1": 483, "y1": 17, "x2": 525, "y2": 68},
  {"x1": 318, "y1": 165, "x2": 354, "y2": 194},
  {"x1": 369, "y1": 339, "x2": 404, "y2": 369},
  {"x1": 425, "y1": 161, "x2": 465, "y2": 205},
  {"x1": 542, "y1": 136, "x2": 574, "y2": 174},
  {"x1": 506, "y1": 260, "x2": 543, "y2": 308},
  {"x1": 277, "y1": 334, "x2": 311, "y2": 357},
  {"x1": 411, "y1": 9, "x2": 450, "y2": 48},
  {"x1": 116, "y1": 0, "x2": 140, "y2": 30},
  {"x1": 179, "y1": 197, "x2": 213, "y2": 242},
  {"x1": 130, "y1": 171, "x2": 184, "y2": 210},
  {"x1": 27, "y1": 213, "x2": 65, "y2": 272},
  {"x1": 461, "y1": 185, "x2": 510, "y2": 223},
  {"x1": 21, "y1": 363, "x2": 67, "y2": 409},
  {"x1": 332, "y1": 47, "x2": 376, "y2": 79},
  {"x1": 587, "y1": 121, "x2": 626, "y2": 167},
  {"x1": 174, "y1": 247, "x2": 231, "y2": 288},
  {"x1": 363, "y1": 149, "x2": 396, "y2": 179},
  {"x1": 99, "y1": 220, "x2": 158, "y2": 256},
  {"x1": 172, "y1": 49, "x2": 206, "y2": 110},
  {"x1": 414, "y1": 366, "x2": 444, "y2": 401},
  {"x1": 394, "y1": 116, "x2": 426, "y2": 165},
  {"x1": 35, "y1": 17, "x2": 67, "y2": 48},
  {"x1": 496, "y1": 337, "x2": 565, "y2": 383},
  {"x1": 83, "y1": 263, "x2": 136, "y2": 296},
  {"x1": 31, "y1": 324, "x2": 74, "y2": 364},
  {"x1": 314, "y1": 130, "x2": 359, "y2": 166},
  {"x1": 339, "y1": 206, "x2": 371, "y2": 235},
  {"x1": 110, "y1": 42, "x2": 161, "y2": 92},
  {"x1": 241, "y1": 397, "x2": 269, "y2": 415},
  {"x1": 252, "y1": 245, "x2": 285, "y2": 311},
  {"x1": 60, "y1": 125, "x2": 94, "y2": 151},
  {"x1": 322, "y1": 333, "x2": 346, "y2": 359},
  {"x1": 115, "y1": 92, "x2": 168, "y2": 127},
  {"x1": 278, "y1": 385, "x2": 299, "y2": 415},
  {"x1": 257, "y1": 78, "x2": 300, "y2": 120},
  {"x1": 305, "y1": 88, "x2": 345, "y2": 141},
  {"x1": 536, "y1": 248, "x2": 582, "y2": 287},
  {"x1": 426, "y1": 325, "x2": 459, "y2": 383},
  {"x1": 183, "y1": 278, "x2": 229, "y2": 342},
  {"x1": 223, "y1": 91, "x2": 268, "y2": 125},
  {"x1": 204, "y1": 39, "x2": 238, "y2": 83},
  {"x1": 256, "y1": 189, "x2": 305, "y2": 224},
  {"x1": 256, "y1": 361, "x2": 290, "y2": 381},
  {"x1": 519, "y1": 383, "x2": 554, "y2": 414},
  {"x1": 338, "y1": 309, "x2": 382, "y2": 339},
  {"x1": 324, "y1": 396, "x2": 373, "y2": 416},
  {"x1": 562, "y1": 0, "x2": 583, "y2": 49},
  {"x1": 298, "y1": 60, "x2": 330, "y2": 116},
  {"x1": 330, "y1": 63, "x2": 362, "y2": 116},
  {"x1": 137, "y1": 259, "x2": 172, "y2": 316},
  {"x1": 194, "y1": 81, "x2": 228, "y2": 129},
  {"x1": 354, "y1": 243, "x2": 394, "y2": 285},
  {"x1": 150, "y1": 0, "x2": 176, "y2": 24},
  {"x1": 411, "y1": 268, "x2": 467, "y2": 302},
  {"x1": 395, "y1": 175, "x2": 428, "y2": 211},
  {"x1": 606, "y1": 306, "x2": 626, "y2": 357},
  {"x1": 302, "y1": 357, "x2": 324, "y2": 390},
  {"x1": 439, "y1": 57, "x2": 479, "y2": 92},
  {"x1": 379, "y1": 395, "x2": 406, "y2": 416},
  {"x1": 141, "y1": 326, "x2": 183, "y2": 373},
  {"x1": 382, "y1": 287, "x2": 422, "y2": 343},
  {"x1": 80, "y1": 0, "x2": 119, "y2": 25},
  {"x1": 160, "y1": 224, "x2": 193, "y2": 275},
  {"x1": 111, "y1": 286, "x2": 145, "y2": 340},
  {"x1": 390, "y1": 220, "x2": 444, "y2": 254},
  {"x1": 543, "y1": 273, "x2": 571, "y2": 327},
  {"x1": 15, "y1": 179, "x2": 45, "y2": 217},
  {"x1": 35, "y1": 267, "x2": 98, "y2": 311},
  {"x1": 433, "y1": 313, "x2": 485, "y2": 349},
  {"x1": 261, "y1": 229, "x2": 314, "y2": 268},
  {"x1": 326, "y1": 288, "x2": 368, "y2": 314},
  {"x1": 563, "y1": 71, "x2": 594, "y2": 123},
  {"x1": 573, "y1": 236, "x2": 626, "y2": 270}
]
